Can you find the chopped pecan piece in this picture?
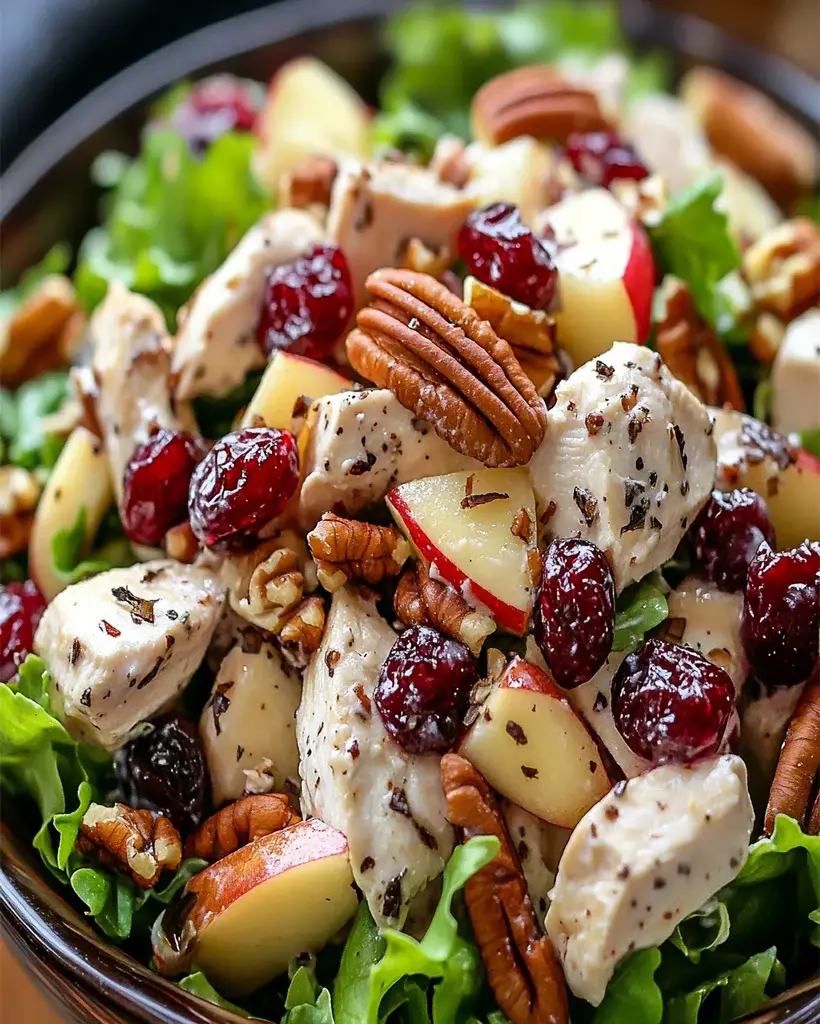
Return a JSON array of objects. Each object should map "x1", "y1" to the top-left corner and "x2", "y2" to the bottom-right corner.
[
  {"x1": 184, "y1": 794, "x2": 301, "y2": 861},
  {"x1": 164, "y1": 521, "x2": 199, "y2": 564},
  {"x1": 472, "y1": 64, "x2": 609, "y2": 147},
  {"x1": 279, "y1": 153, "x2": 338, "y2": 209},
  {"x1": 394, "y1": 567, "x2": 431, "y2": 628},
  {"x1": 76, "y1": 803, "x2": 182, "y2": 889},
  {"x1": 765, "y1": 672, "x2": 820, "y2": 836},
  {"x1": 402, "y1": 237, "x2": 454, "y2": 279},
  {"x1": 220, "y1": 533, "x2": 306, "y2": 633},
  {"x1": 347, "y1": 269, "x2": 547, "y2": 467},
  {"x1": 743, "y1": 218, "x2": 820, "y2": 324},
  {"x1": 0, "y1": 275, "x2": 85, "y2": 387},
  {"x1": 441, "y1": 754, "x2": 569, "y2": 1024},
  {"x1": 655, "y1": 277, "x2": 745, "y2": 410},
  {"x1": 0, "y1": 465, "x2": 42, "y2": 559},
  {"x1": 307, "y1": 512, "x2": 411, "y2": 591},
  {"x1": 278, "y1": 595, "x2": 327, "y2": 667},
  {"x1": 415, "y1": 562, "x2": 494, "y2": 655}
]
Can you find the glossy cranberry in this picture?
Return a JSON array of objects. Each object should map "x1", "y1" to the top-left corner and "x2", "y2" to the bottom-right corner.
[
  {"x1": 115, "y1": 714, "x2": 208, "y2": 832},
  {"x1": 0, "y1": 581, "x2": 46, "y2": 683},
  {"x1": 171, "y1": 76, "x2": 258, "y2": 153},
  {"x1": 565, "y1": 131, "x2": 649, "y2": 188},
  {"x1": 612, "y1": 638, "x2": 736, "y2": 765},
  {"x1": 188, "y1": 427, "x2": 299, "y2": 552},
  {"x1": 742, "y1": 542, "x2": 820, "y2": 688},
  {"x1": 457, "y1": 203, "x2": 557, "y2": 309},
  {"x1": 121, "y1": 430, "x2": 206, "y2": 547},
  {"x1": 374, "y1": 625, "x2": 478, "y2": 754},
  {"x1": 256, "y1": 244, "x2": 354, "y2": 362},
  {"x1": 533, "y1": 538, "x2": 615, "y2": 689},
  {"x1": 690, "y1": 488, "x2": 775, "y2": 592}
]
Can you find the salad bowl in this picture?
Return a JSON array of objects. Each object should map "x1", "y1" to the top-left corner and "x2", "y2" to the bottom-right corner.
[{"x1": 1, "y1": 2, "x2": 819, "y2": 1023}]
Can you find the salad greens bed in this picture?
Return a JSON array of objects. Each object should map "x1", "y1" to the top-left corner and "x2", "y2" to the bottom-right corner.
[{"x1": 1, "y1": 2, "x2": 819, "y2": 1023}]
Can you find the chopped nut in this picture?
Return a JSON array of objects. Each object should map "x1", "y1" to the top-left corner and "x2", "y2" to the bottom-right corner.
[
  {"x1": 610, "y1": 173, "x2": 669, "y2": 228},
  {"x1": 441, "y1": 754, "x2": 569, "y2": 1024},
  {"x1": 184, "y1": 794, "x2": 300, "y2": 861},
  {"x1": 394, "y1": 567, "x2": 430, "y2": 628},
  {"x1": 749, "y1": 311, "x2": 786, "y2": 365},
  {"x1": 743, "y1": 218, "x2": 820, "y2": 323},
  {"x1": 220, "y1": 532, "x2": 307, "y2": 633},
  {"x1": 0, "y1": 275, "x2": 84, "y2": 387},
  {"x1": 402, "y1": 238, "x2": 455, "y2": 279},
  {"x1": 75, "y1": 803, "x2": 182, "y2": 889},
  {"x1": 279, "y1": 153, "x2": 338, "y2": 209},
  {"x1": 278, "y1": 595, "x2": 326, "y2": 667},
  {"x1": 416, "y1": 561, "x2": 494, "y2": 655},
  {"x1": 307, "y1": 512, "x2": 411, "y2": 591},
  {"x1": 430, "y1": 135, "x2": 471, "y2": 189},
  {"x1": 0, "y1": 465, "x2": 42, "y2": 559},
  {"x1": 164, "y1": 521, "x2": 199, "y2": 564},
  {"x1": 765, "y1": 671, "x2": 820, "y2": 836}
]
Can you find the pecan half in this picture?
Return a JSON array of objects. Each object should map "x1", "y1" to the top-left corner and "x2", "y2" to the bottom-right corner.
[
  {"x1": 0, "y1": 465, "x2": 42, "y2": 559},
  {"x1": 681, "y1": 67, "x2": 818, "y2": 207},
  {"x1": 347, "y1": 269, "x2": 547, "y2": 467},
  {"x1": 394, "y1": 567, "x2": 429, "y2": 628},
  {"x1": 279, "y1": 153, "x2": 338, "y2": 209},
  {"x1": 307, "y1": 512, "x2": 411, "y2": 591},
  {"x1": 463, "y1": 276, "x2": 559, "y2": 396},
  {"x1": 0, "y1": 275, "x2": 85, "y2": 387},
  {"x1": 415, "y1": 561, "x2": 495, "y2": 655},
  {"x1": 76, "y1": 803, "x2": 182, "y2": 889},
  {"x1": 765, "y1": 672, "x2": 820, "y2": 836},
  {"x1": 743, "y1": 218, "x2": 820, "y2": 323},
  {"x1": 184, "y1": 794, "x2": 300, "y2": 861},
  {"x1": 472, "y1": 65, "x2": 609, "y2": 147},
  {"x1": 220, "y1": 534, "x2": 305, "y2": 633},
  {"x1": 655, "y1": 277, "x2": 745, "y2": 410},
  {"x1": 278, "y1": 595, "x2": 327, "y2": 667},
  {"x1": 441, "y1": 754, "x2": 568, "y2": 1024}
]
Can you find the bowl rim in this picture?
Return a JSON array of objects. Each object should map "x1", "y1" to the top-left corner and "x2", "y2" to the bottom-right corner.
[{"x1": 2, "y1": 1, "x2": 820, "y2": 1021}]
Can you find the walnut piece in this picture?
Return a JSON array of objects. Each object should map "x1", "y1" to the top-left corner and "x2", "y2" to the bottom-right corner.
[
  {"x1": 278, "y1": 595, "x2": 327, "y2": 667},
  {"x1": 184, "y1": 794, "x2": 301, "y2": 861},
  {"x1": 402, "y1": 237, "x2": 455, "y2": 279},
  {"x1": 743, "y1": 218, "x2": 820, "y2": 324},
  {"x1": 471, "y1": 64, "x2": 609, "y2": 147},
  {"x1": 441, "y1": 754, "x2": 569, "y2": 1024},
  {"x1": 307, "y1": 512, "x2": 411, "y2": 591},
  {"x1": 76, "y1": 803, "x2": 182, "y2": 889},
  {"x1": 655, "y1": 276, "x2": 745, "y2": 410},
  {"x1": 347, "y1": 269, "x2": 547, "y2": 467},
  {"x1": 0, "y1": 275, "x2": 85, "y2": 387},
  {"x1": 0, "y1": 465, "x2": 42, "y2": 559},
  {"x1": 765, "y1": 671, "x2": 820, "y2": 836},
  {"x1": 220, "y1": 532, "x2": 307, "y2": 632}
]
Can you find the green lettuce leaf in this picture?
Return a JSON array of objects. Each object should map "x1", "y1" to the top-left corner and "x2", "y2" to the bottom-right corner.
[
  {"x1": 591, "y1": 948, "x2": 663, "y2": 1024},
  {"x1": 6, "y1": 370, "x2": 70, "y2": 471},
  {"x1": 649, "y1": 174, "x2": 743, "y2": 340},
  {"x1": 0, "y1": 244, "x2": 71, "y2": 323},
  {"x1": 612, "y1": 579, "x2": 668, "y2": 653},
  {"x1": 664, "y1": 948, "x2": 784, "y2": 1024},
  {"x1": 282, "y1": 966, "x2": 335, "y2": 1023},
  {"x1": 179, "y1": 971, "x2": 255, "y2": 1017},
  {"x1": 75, "y1": 128, "x2": 267, "y2": 326},
  {"x1": 50, "y1": 505, "x2": 134, "y2": 588},
  {"x1": 799, "y1": 428, "x2": 820, "y2": 458},
  {"x1": 192, "y1": 369, "x2": 264, "y2": 440}
]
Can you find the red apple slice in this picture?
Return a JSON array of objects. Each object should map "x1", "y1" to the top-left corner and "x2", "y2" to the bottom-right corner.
[
  {"x1": 540, "y1": 188, "x2": 655, "y2": 366},
  {"x1": 252, "y1": 57, "x2": 371, "y2": 193},
  {"x1": 460, "y1": 657, "x2": 612, "y2": 827},
  {"x1": 184, "y1": 819, "x2": 357, "y2": 997},
  {"x1": 387, "y1": 469, "x2": 538, "y2": 634}
]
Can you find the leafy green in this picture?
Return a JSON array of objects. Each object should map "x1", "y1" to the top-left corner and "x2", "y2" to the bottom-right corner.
[
  {"x1": 664, "y1": 948, "x2": 784, "y2": 1024},
  {"x1": 372, "y1": 103, "x2": 447, "y2": 163},
  {"x1": 5, "y1": 370, "x2": 70, "y2": 470},
  {"x1": 49, "y1": 505, "x2": 134, "y2": 589},
  {"x1": 192, "y1": 369, "x2": 263, "y2": 439},
  {"x1": 612, "y1": 579, "x2": 668, "y2": 653},
  {"x1": 179, "y1": 971, "x2": 255, "y2": 1017},
  {"x1": 799, "y1": 427, "x2": 820, "y2": 458},
  {"x1": 0, "y1": 244, "x2": 71, "y2": 324},
  {"x1": 74, "y1": 128, "x2": 268, "y2": 326},
  {"x1": 753, "y1": 377, "x2": 773, "y2": 423},
  {"x1": 649, "y1": 174, "x2": 744, "y2": 340},
  {"x1": 591, "y1": 948, "x2": 663, "y2": 1024},
  {"x1": 283, "y1": 967, "x2": 335, "y2": 1023}
]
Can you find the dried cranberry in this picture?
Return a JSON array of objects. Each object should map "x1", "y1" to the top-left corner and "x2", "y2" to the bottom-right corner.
[
  {"x1": 121, "y1": 430, "x2": 207, "y2": 547},
  {"x1": 565, "y1": 131, "x2": 649, "y2": 188},
  {"x1": 256, "y1": 244, "x2": 354, "y2": 362},
  {"x1": 457, "y1": 203, "x2": 557, "y2": 309},
  {"x1": 0, "y1": 581, "x2": 46, "y2": 683},
  {"x1": 690, "y1": 488, "x2": 775, "y2": 592},
  {"x1": 612, "y1": 638, "x2": 736, "y2": 765},
  {"x1": 188, "y1": 427, "x2": 299, "y2": 552},
  {"x1": 171, "y1": 76, "x2": 259, "y2": 153},
  {"x1": 533, "y1": 539, "x2": 615, "y2": 689},
  {"x1": 115, "y1": 714, "x2": 208, "y2": 832},
  {"x1": 374, "y1": 625, "x2": 478, "y2": 754},
  {"x1": 742, "y1": 542, "x2": 820, "y2": 688}
]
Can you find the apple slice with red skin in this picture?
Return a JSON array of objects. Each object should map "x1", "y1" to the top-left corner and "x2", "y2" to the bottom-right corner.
[
  {"x1": 183, "y1": 819, "x2": 357, "y2": 997},
  {"x1": 460, "y1": 656, "x2": 612, "y2": 828},
  {"x1": 540, "y1": 188, "x2": 655, "y2": 366},
  {"x1": 386, "y1": 469, "x2": 538, "y2": 635}
]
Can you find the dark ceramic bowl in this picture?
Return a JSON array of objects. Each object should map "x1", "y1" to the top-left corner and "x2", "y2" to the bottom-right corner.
[{"x1": 1, "y1": 1, "x2": 819, "y2": 1020}]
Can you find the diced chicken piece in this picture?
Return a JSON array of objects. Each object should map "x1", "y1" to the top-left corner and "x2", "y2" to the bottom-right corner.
[
  {"x1": 200, "y1": 639, "x2": 302, "y2": 806},
  {"x1": 89, "y1": 284, "x2": 178, "y2": 504},
  {"x1": 740, "y1": 678, "x2": 807, "y2": 807},
  {"x1": 326, "y1": 162, "x2": 475, "y2": 307},
  {"x1": 667, "y1": 575, "x2": 747, "y2": 693},
  {"x1": 297, "y1": 587, "x2": 454, "y2": 927},
  {"x1": 546, "y1": 755, "x2": 754, "y2": 1005},
  {"x1": 172, "y1": 209, "x2": 324, "y2": 399},
  {"x1": 463, "y1": 137, "x2": 552, "y2": 227},
  {"x1": 34, "y1": 560, "x2": 224, "y2": 749},
  {"x1": 771, "y1": 308, "x2": 820, "y2": 435},
  {"x1": 529, "y1": 342, "x2": 716, "y2": 591},
  {"x1": 298, "y1": 388, "x2": 480, "y2": 528},
  {"x1": 624, "y1": 95, "x2": 713, "y2": 195},
  {"x1": 501, "y1": 800, "x2": 569, "y2": 927}
]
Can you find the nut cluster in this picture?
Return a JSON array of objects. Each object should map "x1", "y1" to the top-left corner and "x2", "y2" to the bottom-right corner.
[{"x1": 307, "y1": 513, "x2": 411, "y2": 591}]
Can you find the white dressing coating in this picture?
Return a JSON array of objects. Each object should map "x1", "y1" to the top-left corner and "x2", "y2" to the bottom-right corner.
[
  {"x1": 546, "y1": 755, "x2": 754, "y2": 1006},
  {"x1": 666, "y1": 575, "x2": 747, "y2": 693}
]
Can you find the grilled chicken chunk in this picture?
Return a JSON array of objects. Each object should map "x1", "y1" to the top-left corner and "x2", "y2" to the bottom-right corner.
[
  {"x1": 34, "y1": 560, "x2": 224, "y2": 749},
  {"x1": 529, "y1": 342, "x2": 716, "y2": 591},
  {"x1": 172, "y1": 209, "x2": 324, "y2": 400},
  {"x1": 297, "y1": 587, "x2": 454, "y2": 927}
]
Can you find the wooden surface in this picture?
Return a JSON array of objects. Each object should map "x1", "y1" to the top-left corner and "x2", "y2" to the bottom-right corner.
[{"x1": 1, "y1": 935, "x2": 64, "y2": 1023}]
